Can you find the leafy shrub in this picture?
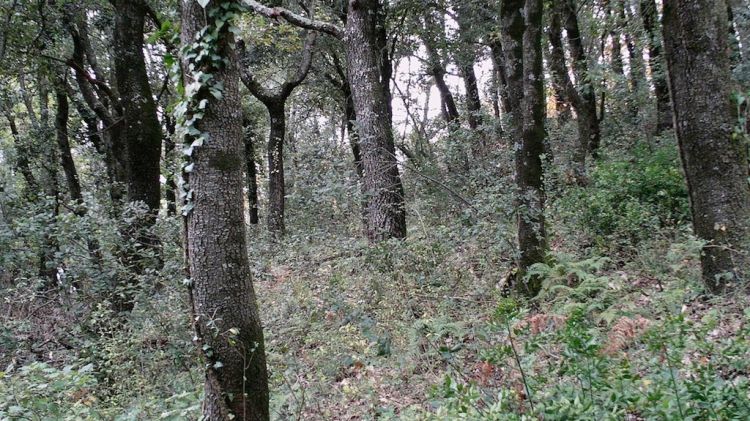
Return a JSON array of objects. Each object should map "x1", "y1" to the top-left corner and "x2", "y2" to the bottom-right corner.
[{"x1": 554, "y1": 142, "x2": 690, "y2": 250}]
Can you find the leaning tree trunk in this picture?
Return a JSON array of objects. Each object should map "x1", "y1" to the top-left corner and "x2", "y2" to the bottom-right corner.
[
  {"x1": 514, "y1": 0, "x2": 547, "y2": 296},
  {"x1": 345, "y1": 0, "x2": 406, "y2": 242},
  {"x1": 640, "y1": 0, "x2": 672, "y2": 134},
  {"x1": 181, "y1": 1, "x2": 270, "y2": 419},
  {"x1": 662, "y1": 0, "x2": 750, "y2": 292},
  {"x1": 561, "y1": 0, "x2": 601, "y2": 157}
]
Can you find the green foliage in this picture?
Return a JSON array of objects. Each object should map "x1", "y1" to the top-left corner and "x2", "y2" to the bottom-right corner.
[{"x1": 554, "y1": 142, "x2": 690, "y2": 251}]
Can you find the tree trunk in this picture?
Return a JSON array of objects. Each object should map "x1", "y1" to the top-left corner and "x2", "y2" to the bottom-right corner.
[
  {"x1": 663, "y1": 0, "x2": 750, "y2": 292},
  {"x1": 515, "y1": 0, "x2": 547, "y2": 296},
  {"x1": 266, "y1": 103, "x2": 285, "y2": 235},
  {"x1": 164, "y1": 115, "x2": 178, "y2": 217},
  {"x1": 112, "y1": 0, "x2": 162, "y2": 213},
  {"x1": 640, "y1": 0, "x2": 673, "y2": 133},
  {"x1": 500, "y1": 0, "x2": 525, "y2": 147},
  {"x1": 605, "y1": 0, "x2": 625, "y2": 76},
  {"x1": 561, "y1": 0, "x2": 601, "y2": 157},
  {"x1": 181, "y1": 1, "x2": 270, "y2": 419},
  {"x1": 243, "y1": 120, "x2": 260, "y2": 225},
  {"x1": 548, "y1": 9, "x2": 590, "y2": 184},
  {"x1": 345, "y1": 0, "x2": 406, "y2": 242},
  {"x1": 53, "y1": 79, "x2": 83, "y2": 208}
]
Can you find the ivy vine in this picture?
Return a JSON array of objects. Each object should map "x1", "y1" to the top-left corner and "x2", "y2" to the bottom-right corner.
[{"x1": 171, "y1": 0, "x2": 244, "y2": 216}]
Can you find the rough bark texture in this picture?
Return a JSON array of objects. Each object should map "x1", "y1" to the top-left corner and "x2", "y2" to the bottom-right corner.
[
  {"x1": 640, "y1": 0, "x2": 673, "y2": 133},
  {"x1": 663, "y1": 0, "x2": 750, "y2": 292},
  {"x1": 112, "y1": 0, "x2": 162, "y2": 213},
  {"x1": 266, "y1": 104, "x2": 285, "y2": 233},
  {"x1": 560, "y1": 0, "x2": 601, "y2": 157},
  {"x1": 181, "y1": 1, "x2": 269, "y2": 419},
  {"x1": 164, "y1": 115, "x2": 178, "y2": 217},
  {"x1": 500, "y1": 0, "x2": 524, "y2": 146},
  {"x1": 243, "y1": 120, "x2": 260, "y2": 225},
  {"x1": 514, "y1": 0, "x2": 547, "y2": 296},
  {"x1": 345, "y1": 0, "x2": 406, "y2": 242}
]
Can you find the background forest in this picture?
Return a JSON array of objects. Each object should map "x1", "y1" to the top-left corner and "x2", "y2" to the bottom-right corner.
[{"x1": 1, "y1": 0, "x2": 749, "y2": 419}]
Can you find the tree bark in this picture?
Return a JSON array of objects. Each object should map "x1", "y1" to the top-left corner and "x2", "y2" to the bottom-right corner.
[
  {"x1": 345, "y1": 0, "x2": 406, "y2": 242},
  {"x1": 560, "y1": 0, "x2": 601, "y2": 157},
  {"x1": 243, "y1": 119, "x2": 260, "y2": 225},
  {"x1": 514, "y1": 0, "x2": 547, "y2": 296},
  {"x1": 53, "y1": 78, "x2": 83, "y2": 208},
  {"x1": 181, "y1": 1, "x2": 269, "y2": 419},
  {"x1": 112, "y1": 0, "x2": 162, "y2": 213},
  {"x1": 663, "y1": 0, "x2": 750, "y2": 292},
  {"x1": 266, "y1": 103, "x2": 285, "y2": 234},
  {"x1": 640, "y1": 0, "x2": 673, "y2": 133}
]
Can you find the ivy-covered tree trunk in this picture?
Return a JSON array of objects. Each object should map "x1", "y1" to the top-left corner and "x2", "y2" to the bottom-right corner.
[
  {"x1": 345, "y1": 0, "x2": 406, "y2": 242},
  {"x1": 640, "y1": 0, "x2": 672, "y2": 134},
  {"x1": 662, "y1": 0, "x2": 750, "y2": 292},
  {"x1": 514, "y1": 0, "x2": 547, "y2": 296},
  {"x1": 181, "y1": 1, "x2": 270, "y2": 419}
]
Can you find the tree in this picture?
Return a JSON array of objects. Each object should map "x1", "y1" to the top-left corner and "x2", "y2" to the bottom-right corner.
[
  {"x1": 180, "y1": 1, "x2": 269, "y2": 418},
  {"x1": 662, "y1": 0, "x2": 750, "y2": 292},
  {"x1": 239, "y1": 28, "x2": 317, "y2": 235},
  {"x1": 640, "y1": 0, "x2": 672, "y2": 133},
  {"x1": 501, "y1": 0, "x2": 547, "y2": 296},
  {"x1": 245, "y1": 0, "x2": 407, "y2": 242}
]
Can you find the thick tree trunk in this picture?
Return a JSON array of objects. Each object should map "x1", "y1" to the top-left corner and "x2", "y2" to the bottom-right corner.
[
  {"x1": 640, "y1": 0, "x2": 673, "y2": 133},
  {"x1": 243, "y1": 120, "x2": 260, "y2": 225},
  {"x1": 112, "y1": 0, "x2": 162, "y2": 213},
  {"x1": 515, "y1": 0, "x2": 547, "y2": 296},
  {"x1": 266, "y1": 104, "x2": 285, "y2": 234},
  {"x1": 181, "y1": 1, "x2": 270, "y2": 419},
  {"x1": 345, "y1": 0, "x2": 406, "y2": 242},
  {"x1": 663, "y1": 0, "x2": 750, "y2": 292}
]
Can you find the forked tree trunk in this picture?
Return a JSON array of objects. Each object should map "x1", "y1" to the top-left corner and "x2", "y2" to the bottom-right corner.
[
  {"x1": 345, "y1": 0, "x2": 406, "y2": 242},
  {"x1": 181, "y1": 1, "x2": 269, "y2": 419},
  {"x1": 662, "y1": 0, "x2": 750, "y2": 292}
]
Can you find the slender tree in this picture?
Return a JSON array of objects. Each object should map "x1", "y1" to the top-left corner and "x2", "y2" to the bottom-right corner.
[
  {"x1": 181, "y1": 1, "x2": 269, "y2": 419},
  {"x1": 640, "y1": 0, "x2": 672, "y2": 133},
  {"x1": 239, "y1": 30, "x2": 316, "y2": 235},
  {"x1": 662, "y1": 0, "x2": 750, "y2": 292}
]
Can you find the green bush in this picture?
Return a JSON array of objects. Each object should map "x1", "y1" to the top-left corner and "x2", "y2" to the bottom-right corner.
[{"x1": 554, "y1": 143, "x2": 690, "y2": 250}]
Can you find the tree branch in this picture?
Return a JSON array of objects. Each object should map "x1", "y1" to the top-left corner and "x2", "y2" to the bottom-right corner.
[{"x1": 241, "y1": 0, "x2": 343, "y2": 39}]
